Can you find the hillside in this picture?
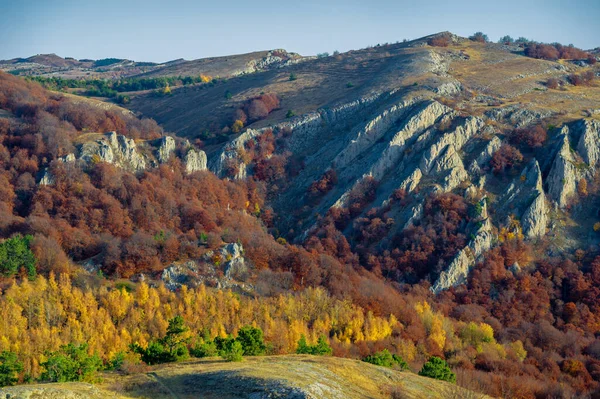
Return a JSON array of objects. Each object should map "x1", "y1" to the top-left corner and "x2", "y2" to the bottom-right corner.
[
  {"x1": 126, "y1": 32, "x2": 600, "y2": 290},
  {"x1": 0, "y1": 355, "x2": 486, "y2": 399},
  {"x1": 2, "y1": 31, "x2": 600, "y2": 398},
  {"x1": 0, "y1": 50, "x2": 306, "y2": 81}
]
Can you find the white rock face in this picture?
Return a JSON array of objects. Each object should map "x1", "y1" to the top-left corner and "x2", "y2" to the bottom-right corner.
[
  {"x1": 420, "y1": 116, "x2": 483, "y2": 174},
  {"x1": 576, "y1": 119, "x2": 600, "y2": 167},
  {"x1": 522, "y1": 193, "x2": 548, "y2": 239},
  {"x1": 369, "y1": 101, "x2": 451, "y2": 180},
  {"x1": 398, "y1": 168, "x2": 423, "y2": 193},
  {"x1": 184, "y1": 148, "x2": 208, "y2": 174},
  {"x1": 469, "y1": 136, "x2": 502, "y2": 174},
  {"x1": 431, "y1": 199, "x2": 493, "y2": 294},
  {"x1": 156, "y1": 136, "x2": 176, "y2": 163},
  {"x1": 80, "y1": 131, "x2": 146, "y2": 172},
  {"x1": 333, "y1": 100, "x2": 414, "y2": 170},
  {"x1": 161, "y1": 260, "x2": 199, "y2": 291},
  {"x1": 38, "y1": 169, "x2": 55, "y2": 186},
  {"x1": 547, "y1": 132, "x2": 578, "y2": 208}
]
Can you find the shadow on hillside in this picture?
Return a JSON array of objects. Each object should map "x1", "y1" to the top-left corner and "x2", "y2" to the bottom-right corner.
[{"x1": 129, "y1": 369, "x2": 307, "y2": 399}]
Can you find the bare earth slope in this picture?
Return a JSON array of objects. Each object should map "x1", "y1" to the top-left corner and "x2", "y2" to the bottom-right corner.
[{"x1": 0, "y1": 355, "x2": 487, "y2": 399}]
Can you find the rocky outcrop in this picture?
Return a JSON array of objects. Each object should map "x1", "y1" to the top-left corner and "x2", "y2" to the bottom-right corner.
[
  {"x1": 398, "y1": 168, "x2": 423, "y2": 193},
  {"x1": 333, "y1": 100, "x2": 414, "y2": 170},
  {"x1": 184, "y1": 148, "x2": 208, "y2": 174},
  {"x1": 547, "y1": 132, "x2": 578, "y2": 208},
  {"x1": 80, "y1": 132, "x2": 146, "y2": 172},
  {"x1": 431, "y1": 198, "x2": 493, "y2": 294},
  {"x1": 521, "y1": 193, "x2": 547, "y2": 239},
  {"x1": 469, "y1": 136, "x2": 502, "y2": 174},
  {"x1": 39, "y1": 132, "x2": 209, "y2": 184},
  {"x1": 369, "y1": 101, "x2": 451, "y2": 179},
  {"x1": 156, "y1": 136, "x2": 175, "y2": 163},
  {"x1": 161, "y1": 243, "x2": 249, "y2": 291},
  {"x1": 420, "y1": 116, "x2": 483, "y2": 174},
  {"x1": 576, "y1": 119, "x2": 600, "y2": 167},
  {"x1": 161, "y1": 260, "x2": 200, "y2": 290}
]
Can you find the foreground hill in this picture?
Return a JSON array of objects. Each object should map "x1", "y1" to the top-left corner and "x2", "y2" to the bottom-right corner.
[{"x1": 0, "y1": 355, "x2": 485, "y2": 399}]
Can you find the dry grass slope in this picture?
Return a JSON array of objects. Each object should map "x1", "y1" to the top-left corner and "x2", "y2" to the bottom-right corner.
[{"x1": 0, "y1": 355, "x2": 488, "y2": 399}]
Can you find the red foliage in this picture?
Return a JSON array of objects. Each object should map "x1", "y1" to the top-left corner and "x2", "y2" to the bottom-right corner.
[
  {"x1": 490, "y1": 144, "x2": 523, "y2": 173},
  {"x1": 428, "y1": 35, "x2": 451, "y2": 47},
  {"x1": 569, "y1": 71, "x2": 596, "y2": 86},
  {"x1": 525, "y1": 43, "x2": 591, "y2": 61},
  {"x1": 510, "y1": 125, "x2": 548, "y2": 148}
]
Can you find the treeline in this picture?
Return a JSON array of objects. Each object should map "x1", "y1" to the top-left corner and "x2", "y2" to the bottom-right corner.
[
  {"x1": 27, "y1": 74, "x2": 214, "y2": 102},
  {"x1": 0, "y1": 277, "x2": 398, "y2": 382}
]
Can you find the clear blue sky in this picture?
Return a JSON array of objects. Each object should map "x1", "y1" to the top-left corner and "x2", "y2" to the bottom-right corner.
[{"x1": 1, "y1": 0, "x2": 599, "y2": 62}]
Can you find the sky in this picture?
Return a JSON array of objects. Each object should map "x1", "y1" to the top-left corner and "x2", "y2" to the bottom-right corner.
[{"x1": 1, "y1": 0, "x2": 599, "y2": 62}]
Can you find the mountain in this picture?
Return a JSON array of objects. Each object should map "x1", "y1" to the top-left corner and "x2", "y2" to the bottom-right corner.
[
  {"x1": 128, "y1": 32, "x2": 600, "y2": 291},
  {"x1": 1, "y1": 32, "x2": 600, "y2": 398},
  {"x1": 0, "y1": 50, "x2": 306, "y2": 81}
]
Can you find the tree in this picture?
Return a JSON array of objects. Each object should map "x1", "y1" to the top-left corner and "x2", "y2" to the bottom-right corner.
[
  {"x1": 231, "y1": 119, "x2": 244, "y2": 133},
  {"x1": 490, "y1": 144, "x2": 523, "y2": 173},
  {"x1": 469, "y1": 32, "x2": 489, "y2": 43},
  {"x1": 498, "y1": 35, "x2": 514, "y2": 45},
  {"x1": 161, "y1": 316, "x2": 190, "y2": 360},
  {"x1": 363, "y1": 349, "x2": 408, "y2": 370},
  {"x1": 0, "y1": 351, "x2": 23, "y2": 387},
  {"x1": 289, "y1": 73, "x2": 297, "y2": 81},
  {"x1": 40, "y1": 343, "x2": 102, "y2": 383},
  {"x1": 130, "y1": 316, "x2": 190, "y2": 364},
  {"x1": 419, "y1": 356, "x2": 456, "y2": 383},
  {"x1": 0, "y1": 235, "x2": 36, "y2": 279},
  {"x1": 236, "y1": 326, "x2": 266, "y2": 356},
  {"x1": 510, "y1": 125, "x2": 547, "y2": 148},
  {"x1": 296, "y1": 334, "x2": 332, "y2": 355},
  {"x1": 215, "y1": 336, "x2": 244, "y2": 362}
]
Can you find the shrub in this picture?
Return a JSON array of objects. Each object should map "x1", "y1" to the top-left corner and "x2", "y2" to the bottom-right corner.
[
  {"x1": 363, "y1": 349, "x2": 409, "y2": 370},
  {"x1": 296, "y1": 334, "x2": 332, "y2": 355},
  {"x1": 569, "y1": 71, "x2": 595, "y2": 86},
  {"x1": 105, "y1": 352, "x2": 125, "y2": 371},
  {"x1": 498, "y1": 35, "x2": 514, "y2": 45},
  {"x1": 236, "y1": 326, "x2": 267, "y2": 356},
  {"x1": 469, "y1": 32, "x2": 489, "y2": 43},
  {"x1": 0, "y1": 234, "x2": 36, "y2": 279},
  {"x1": 190, "y1": 339, "x2": 218, "y2": 358},
  {"x1": 286, "y1": 109, "x2": 296, "y2": 118},
  {"x1": 419, "y1": 356, "x2": 456, "y2": 383},
  {"x1": 40, "y1": 343, "x2": 102, "y2": 383},
  {"x1": 428, "y1": 35, "x2": 451, "y2": 47},
  {"x1": 490, "y1": 144, "x2": 523, "y2": 173},
  {"x1": 510, "y1": 125, "x2": 547, "y2": 148},
  {"x1": 0, "y1": 351, "x2": 23, "y2": 387},
  {"x1": 525, "y1": 43, "x2": 560, "y2": 60},
  {"x1": 231, "y1": 119, "x2": 244, "y2": 133},
  {"x1": 289, "y1": 73, "x2": 297, "y2": 81},
  {"x1": 546, "y1": 78, "x2": 560, "y2": 89},
  {"x1": 216, "y1": 336, "x2": 244, "y2": 362}
]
